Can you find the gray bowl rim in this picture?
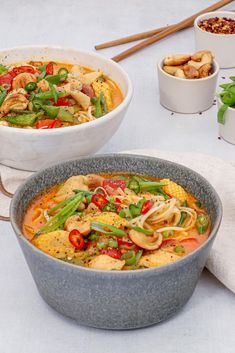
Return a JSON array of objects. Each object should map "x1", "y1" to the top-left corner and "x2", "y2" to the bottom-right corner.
[{"x1": 10, "y1": 153, "x2": 223, "y2": 277}]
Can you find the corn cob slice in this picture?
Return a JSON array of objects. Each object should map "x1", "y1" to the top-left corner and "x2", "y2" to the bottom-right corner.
[
  {"x1": 92, "y1": 78, "x2": 113, "y2": 111},
  {"x1": 160, "y1": 179, "x2": 188, "y2": 203}
]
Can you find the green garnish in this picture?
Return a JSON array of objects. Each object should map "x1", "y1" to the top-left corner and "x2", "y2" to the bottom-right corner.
[
  {"x1": 36, "y1": 192, "x2": 84, "y2": 236},
  {"x1": 5, "y1": 112, "x2": 43, "y2": 126},
  {"x1": 91, "y1": 221, "x2": 126, "y2": 237},
  {"x1": 25, "y1": 82, "x2": 37, "y2": 92},
  {"x1": 217, "y1": 76, "x2": 235, "y2": 124},
  {"x1": 174, "y1": 245, "x2": 185, "y2": 253},
  {"x1": 0, "y1": 64, "x2": 7, "y2": 74},
  {"x1": 131, "y1": 226, "x2": 154, "y2": 235},
  {"x1": 196, "y1": 214, "x2": 209, "y2": 234},
  {"x1": 121, "y1": 250, "x2": 136, "y2": 266},
  {"x1": 108, "y1": 239, "x2": 118, "y2": 248},
  {"x1": 89, "y1": 233, "x2": 99, "y2": 240}
]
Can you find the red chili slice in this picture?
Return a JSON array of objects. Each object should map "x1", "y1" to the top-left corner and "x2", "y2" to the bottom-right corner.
[
  {"x1": 103, "y1": 179, "x2": 127, "y2": 195},
  {"x1": 35, "y1": 119, "x2": 62, "y2": 129},
  {"x1": 100, "y1": 248, "x2": 121, "y2": 259},
  {"x1": 0, "y1": 73, "x2": 14, "y2": 89},
  {"x1": 141, "y1": 200, "x2": 153, "y2": 214},
  {"x1": 46, "y1": 62, "x2": 54, "y2": 75},
  {"x1": 12, "y1": 65, "x2": 35, "y2": 75},
  {"x1": 91, "y1": 193, "x2": 108, "y2": 209},
  {"x1": 117, "y1": 237, "x2": 140, "y2": 251},
  {"x1": 69, "y1": 229, "x2": 85, "y2": 250},
  {"x1": 54, "y1": 97, "x2": 72, "y2": 106}
]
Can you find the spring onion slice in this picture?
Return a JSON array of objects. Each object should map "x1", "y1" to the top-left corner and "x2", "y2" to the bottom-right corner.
[{"x1": 91, "y1": 221, "x2": 126, "y2": 237}]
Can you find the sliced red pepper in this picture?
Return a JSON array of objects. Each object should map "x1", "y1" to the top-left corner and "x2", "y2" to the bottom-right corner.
[
  {"x1": 0, "y1": 73, "x2": 14, "y2": 89},
  {"x1": 69, "y1": 229, "x2": 84, "y2": 250},
  {"x1": 46, "y1": 62, "x2": 54, "y2": 75},
  {"x1": 100, "y1": 248, "x2": 121, "y2": 259},
  {"x1": 54, "y1": 97, "x2": 72, "y2": 106},
  {"x1": 81, "y1": 84, "x2": 95, "y2": 98},
  {"x1": 161, "y1": 239, "x2": 178, "y2": 248},
  {"x1": 91, "y1": 193, "x2": 108, "y2": 209},
  {"x1": 11, "y1": 65, "x2": 35, "y2": 75},
  {"x1": 35, "y1": 119, "x2": 62, "y2": 129},
  {"x1": 117, "y1": 237, "x2": 140, "y2": 251},
  {"x1": 141, "y1": 200, "x2": 153, "y2": 214},
  {"x1": 103, "y1": 179, "x2": 127, "y2": 195}
]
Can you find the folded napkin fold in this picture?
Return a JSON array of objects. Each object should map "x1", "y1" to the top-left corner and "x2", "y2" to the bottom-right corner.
[{"x1": 0, "y1": 150, "x2": 235, "y2": 294}]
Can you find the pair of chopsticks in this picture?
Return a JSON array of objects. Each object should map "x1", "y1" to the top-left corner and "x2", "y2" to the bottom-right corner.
[
  {"x1": 95, "y1": 0, "x2": 234, "y2": 62},
  {"x1": 0, "y1": 175, "x2": 13, "y2": 221}
]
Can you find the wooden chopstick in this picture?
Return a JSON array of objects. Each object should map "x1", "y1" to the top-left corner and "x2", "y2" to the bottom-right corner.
[
  {"x1": 96, "y1": 7, "x2": 235, "y2": 50},
  {"x1": 110, "y1": 0, "x2": 233, "y2": 62}
]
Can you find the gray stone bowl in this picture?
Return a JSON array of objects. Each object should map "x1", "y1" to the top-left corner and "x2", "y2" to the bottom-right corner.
[{"x1": 10, "y1": 154, "x2": 222, "y2": 330}]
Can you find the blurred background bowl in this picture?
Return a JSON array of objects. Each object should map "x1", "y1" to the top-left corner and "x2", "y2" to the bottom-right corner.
[{"x1": 0, "y1": 46, "x2": 133, "y2": 171}]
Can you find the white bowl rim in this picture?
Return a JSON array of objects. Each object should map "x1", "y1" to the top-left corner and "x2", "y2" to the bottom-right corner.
[
  {"x1": 0, "y1": 45, "x2": 133, "y2": 135},
  {"x1": 157, "y1": 56, "x2": 219, "y2": 82},
  {"x1": 194, "y1": 11, "x2": 235, "y2": 37}
]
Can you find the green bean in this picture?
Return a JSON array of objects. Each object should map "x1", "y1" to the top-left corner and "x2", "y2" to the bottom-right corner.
[
  {"x1": 5, "y1": 112, "x2": 43, "y2": 126},
  {"x1": 0, "y1": 90, "x2": 7, "y2": 106},
  {"x1": 100, "y1": 91, "x2": 108, "y2": 114}
]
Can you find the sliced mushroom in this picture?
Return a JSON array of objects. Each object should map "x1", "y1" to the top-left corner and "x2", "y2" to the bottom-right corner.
[
  {"x1": 64, "y1": 215, "x2": 91, "y2": 235},
  {"x1": 12, "y1": 73, "x2": 36, "y2": 90},
  {"x1": 0, "y1": 94, "x2": 28, "y2": 116},
  {"x1": 198, "y1": 63, "x2": 212, "y2": 78},
  {"x1": 183, "y1": 65, "x2": 199, "y2": 79},
  {"x1": 174, "y1": 69, "x2": 186, "y2": 79},
  {"x1": 129, "y1": 229, "x2": 163, "y2": 250},
  {"x1": 163, "y1": 54, "x2": 191, "y2": 66}
]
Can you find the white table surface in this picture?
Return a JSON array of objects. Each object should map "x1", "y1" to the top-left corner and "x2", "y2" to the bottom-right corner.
[{"x1": 0, "y1": 0, "x2": 235, "y2": 352}]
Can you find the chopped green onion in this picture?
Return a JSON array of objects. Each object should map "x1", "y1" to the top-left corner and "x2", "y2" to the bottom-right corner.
[
  {"x1": 102, "y1": 203, "x2": 117, "y2": 212},
  {"x1": 89, "y1": 233, "x2": 99, "y2": 240},
  {"x1": 129, "y1": 204, "x2": 141, "y2": 218},
  {"x1": 121, "y1": 250, "x2": 136, "y2": 266},
  {"x1": 25, "y1": 82, "x2": 37, "y2": 92},
  {"x1": 127, "y1": 179, "x2": 140, "y2": 194},
  {"x1": 100, "y1": 91, "x2": 108, "y2": 114},
  {"x1": 58, "y1": 67, "x2": 68, "y2": 77},
  {"x1": 0, "y1": 64, "x2": 7, "y2": 74},
  {"x1": 178, "y1": 211, "x2": 186, "y2": 226},
  {"x1": 174, "y1": 245, "x2": 185, "y2": 253},
  {"x1": 131, "y1": 226, "x2": 154, "y2": 235},
  {"x1": 196, "y1": 214, "x2": 209, "y2": 234},
  {"x1": 5, "y1": 112, "x2": 43, "y2": 126},
  {"x1": 162, "y1": 230, "x2": 174, "y2": 239},
  {"x1": 0, "y1": 90, "x2": 7, "y2": 106},
  {"x1": 91, "y1": 221, "x2": 126, "y2": 237},
  {"x1": 96, "y1": 241, "x2": 107, "y2": 249},
  {"x1": 45, "y1": 74, "x2": 67, "y2": 85},
  {"x1": 119, "y1": 208, "x2": 130, "y2": 218},
  {"x1": 108, "y1": 239, "x2": 118, "y2": 248}
]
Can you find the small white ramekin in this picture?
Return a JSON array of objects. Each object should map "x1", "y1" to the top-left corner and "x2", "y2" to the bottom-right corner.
[
  {"x1": 194, "y1": 11, "x2": 235, "y2": 69},
  {"x1": 217, "y1": 98, "x2": 235, "y2": 144},
  {"x1": 157, "y1": 57, "x2": 219, "y2": 114}
]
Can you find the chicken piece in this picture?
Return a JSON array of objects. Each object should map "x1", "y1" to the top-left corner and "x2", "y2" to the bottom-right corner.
[
  {"x1": 92, "y1": 78, "x2": 113, "y2": 111},
  {"x1": 12, "y1": 73, "x2": 36, "y2": 90},
  {"x1": 86, "y1": 174, "x2": 105, "y2": 190},
  {"x1": 161, "y1": 179, "x2": 188, "y2": 203},
  {"x1": 55, "y1": 175, "x2": 89, "y2": 201},
  {"x1": 70, "y1": 65, "x2": 85, "y2": 77},
  {"x1": 0, "y1": 93, "x2": 28, "y2": 116},
  {"x1": 88, "y1": 255, "x2": 125, "y2": 270},
  {"x1": 163, "y1": 65, "x2": 183, "y2": 75},
  {"x1": 80, "y1": 71, "x2": 103, "y2": 85},
  {"x1": 174, "y1": 69, "x2": 186, "y2": 79},
  {"x1": 139, "y1": 249, "x2": 180, "y2": 268},
  {"x1": 83, "y1": 212, "x2": 129, "y2": 229},
  {"x1": 163, "y1": 54, "x2": 191, "y2": 66},
  {"x1": 64, "y1": 215, "x2": 91, "y2": 235},
  {"x1": 183, "y1": 65, "x2": 199, "y2": 79},
  {"x1": 32, "y1": 230, "x2": 75, "y2": 260},
  {"x1": 70, "y1": 91, "x2": 90, "y2": 110},
  {"x1": 37, "y1": 79, "x2": 50, "y2": 92},
  {"x1": 198, "y1": 63, "x2": 212, "y2": 78}
]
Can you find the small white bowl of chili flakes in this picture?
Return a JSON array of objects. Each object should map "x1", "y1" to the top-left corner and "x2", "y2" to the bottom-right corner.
[{"x1": 194, "y1": 11, "x2": 235, "y2": 68}]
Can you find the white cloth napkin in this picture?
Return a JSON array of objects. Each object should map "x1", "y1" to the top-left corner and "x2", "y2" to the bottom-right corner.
[{"x1": 1, "y1": 150, "x2": 235, "y2": 294}]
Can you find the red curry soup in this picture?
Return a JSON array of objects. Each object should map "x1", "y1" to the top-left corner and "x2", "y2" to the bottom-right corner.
[
  {"x1": 23, "y1": 174, "x2": 211, "y2": 271},
  {"x1": 0, "y1": 61, "x2": 123, "y2": 129}
]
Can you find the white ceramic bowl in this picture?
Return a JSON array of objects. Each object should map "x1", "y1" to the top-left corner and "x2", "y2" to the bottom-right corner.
[
  {"x1": 217, "y1": 98, "x2": 235, "y2": 144},
  {"x1": 157, "y1": 57, "x2": 219, "y2": 114},
  {"x1": 194, "y1": 11, "x2": 235, "y2": 69},
  {"x1": 0, "y1": 46, "x2": 133, "y2": 171}
]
